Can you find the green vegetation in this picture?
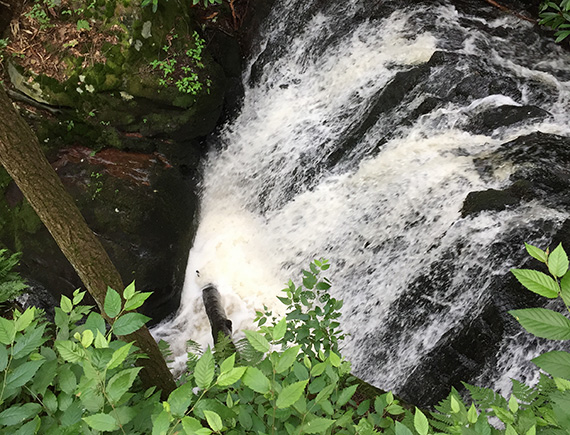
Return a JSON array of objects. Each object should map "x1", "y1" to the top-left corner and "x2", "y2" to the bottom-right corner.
[
  {"x1": 0, "y1": 250, "x2": 27, "y2": 305},
  {"x1": 0, "y1": 249, "x2": 569, "y2": 433},
  {"x1": 150, "y1": 31, "x2": 211, "y2": 96},
  {"x1": 539, "y1": 1, "x2": 570, "y2": 42}
]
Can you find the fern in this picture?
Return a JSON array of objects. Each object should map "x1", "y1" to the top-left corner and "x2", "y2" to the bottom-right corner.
[
  {"x1": 0, "y1": 249, "x2": 27, "y2": 304},
  {"x1": 235, "y1": 336, "x2": 265, "y2": 366},
  {"x1": 185, "y1": 339, "x2": 203, "y2": 373},
  {"x1": 511, "y1": 379, "x2": 539, "y2": 405},
  {"x1": 463, "y1": 382, "x2": 507, "y2": 409}
]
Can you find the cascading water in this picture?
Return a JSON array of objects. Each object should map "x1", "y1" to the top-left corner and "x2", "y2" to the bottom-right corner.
[{"x1": 153, "y1": 0, "x2": 570, "y2": 405}]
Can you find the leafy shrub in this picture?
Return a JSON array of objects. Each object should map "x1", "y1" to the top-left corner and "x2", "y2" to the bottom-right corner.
[
  {"x1": 539, "y1": 1, "x2": 570, "y2": 42},
  {"x1": 1, "y1": 253, "x2": 569, "y2": 433},
  {"x1": 0, "y1": 249, "x2": 28, "y2": 305}
]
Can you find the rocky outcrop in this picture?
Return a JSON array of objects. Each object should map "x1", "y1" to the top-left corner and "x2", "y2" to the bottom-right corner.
[
  {"x1": 4, "y1": 0, "x2": 227, "y2": 146},
  {"x1": 0, "y1": 140, "x2": 201, "y2": 325}
]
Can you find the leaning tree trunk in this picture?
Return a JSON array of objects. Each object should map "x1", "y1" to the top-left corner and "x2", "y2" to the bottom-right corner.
[{"x1": 0, "y1": 85, "x2": 176, "y2": 397}]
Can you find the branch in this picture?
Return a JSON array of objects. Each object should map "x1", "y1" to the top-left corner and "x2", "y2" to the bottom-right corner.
[{"x1": 484, "y1": 0, "x2": 537, "y2": 23}]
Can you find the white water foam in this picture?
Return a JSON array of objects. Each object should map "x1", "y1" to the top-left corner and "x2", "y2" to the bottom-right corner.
[{"x1": 153, "y1": 0, "x2": 570, "y2": 393}]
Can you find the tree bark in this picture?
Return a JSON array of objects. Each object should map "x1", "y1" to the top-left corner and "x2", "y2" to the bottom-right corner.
[
  {"x1": 202, "y1": 284, "x2": 233, "y2": 343},
  {"x1": 0, "y1": 85, "x2": 176, "y2": 397}
]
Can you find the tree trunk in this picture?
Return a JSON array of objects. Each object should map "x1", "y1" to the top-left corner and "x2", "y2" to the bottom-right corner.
[
  {"x1": 202, "y1": 284, "x2": 233, "y2": 343},
  {"x1": 0, "y1": 85, "x2": 176, "y2": 397}
]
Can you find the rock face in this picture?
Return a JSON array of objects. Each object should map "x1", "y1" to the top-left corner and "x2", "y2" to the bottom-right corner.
[
  {"x1": 0, "y1": 1, "x2": 244, "y2": 323},
  {"x1": 397, "y1": 132, "x2": 570, "y2": 406},
  {"x1": 0, "y1": 140, "x2": 202, "y2": 325}
]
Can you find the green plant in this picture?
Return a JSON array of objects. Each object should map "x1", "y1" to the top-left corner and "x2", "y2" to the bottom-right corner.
[
  {"x1": 192, "y1": 0, "x2": 222, "y2": 7},
  {"x1": 89, "y1": 171, "x2": 104, "y2": 200},
  {"x1": 25, "y1": 1, "x2": 52, "y2": 30},
  {"x1": 0, "y1": 250, "x2": 27, "y2": 305},
  {"x1": 539, "y1": 1, "x2": 570, "y2": 42},
  {"x1": 149, "y1": 31, "x2": 210, "y2": 96},
  {"x1": 2, "y1": 254, "x2": 570, "y2": 434},
  {"x1": 0, "y1": 284, "x2": 154, "y2": 433}
]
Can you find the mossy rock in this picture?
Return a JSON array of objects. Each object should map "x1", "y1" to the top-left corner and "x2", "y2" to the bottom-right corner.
[{"x1": 8, "y1": 0, "x2": 227, "y2": 147}]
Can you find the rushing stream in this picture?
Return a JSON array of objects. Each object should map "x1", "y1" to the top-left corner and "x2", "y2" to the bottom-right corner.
[{"x1": 153, "y1": 0, "x2": 570, "y2": 405}]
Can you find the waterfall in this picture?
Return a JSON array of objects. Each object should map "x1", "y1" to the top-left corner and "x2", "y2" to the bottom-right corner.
[{"x1": 153, "y1": 0, "x2": 570, "y2": 405}]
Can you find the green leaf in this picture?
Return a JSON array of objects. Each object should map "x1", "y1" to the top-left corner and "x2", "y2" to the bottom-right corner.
[
  {"x1": 182, "y1": 416, "x2": 204, "y2": 433},
  {"x1": 525, "y1": 243, "x2": 548, "y2": 263},
  {"x1": 76, "y1": 19, "x2": 91, "y2": 31},
  {"x1": 94, "y1": 330, "x2": 109, "y2": 349},
  {"x1": 508, "y1": 395, "x2": 519, "y2": 413},
  {"x1": 217, "y1": 366, "x2": 246, "y2": 386},
  {"x1": 395, "y1": 421, "x2": 414, "y2": 435},
  {"x1": 243, "y1": 330, "x2": 270, "y2": 353},
  {"x1": 0, "y1": 346, "x2": 7, "y2": 372},
  {"x1": 204, "y1": 410, "x2": 223, "y2": 432},
  {"x1": 450, "y1": 395, "x2": 460, "y2": 413},
  {"x1": 276, "y1": 380, "x2": 308, "y2": 409},
  {"x1": 107, "y1": 342, "x2": 134, "y2": 370},
  {"x1": 83, "y1": 413, "x2": 119, "y2": 432},
  {"x1": 84, "y1": 312, "x2": 106, "y2": 335},
  {"x1": 5, "y1": 360, "x2": 43, "y2": 390},
  {"x1": 414, "y1": 407, "x2": 429, "y2": 435},
  {"x1": 548, "y1": 244, "x2": 569, "y2": 277},
  {"x1": 303, "y1": 418, "x2": 334, "y2": 433},
  {"x1": 195, "y1": 348, "x2": 215, "y2": 389},
  {"x1": 55, "y1": 340, "x2": 85, "y2": 362},
  {"x1": 242, "y1": 367, "x2": 270, "y2": 393},
  {"x1": 13, "y1": 324, "x2": 46, "y2": 359},
  {"x1": 328, "y1": 351, "x2": 341, "y2": 367},
  {"x1": 276, "y1": 346, "x2": 300, "y2": 374},
  {"x1": 152, "y1": 409, "x2": 171, "y2": 435},
  {"x1": 467, "y1": 403, "x2": 478, "y2": 424},
  {"x1": 220, "y1": 353, "x2": 235, "y2": 374},
  {"x1": 106, "y1": 367, "x2": 142, "y2": 404},
  {"x1": 0, "y1": 403, "x2": 42, "y2": 426},
  {"x1": 72, "y1": 289, "x2": 86, "y2": 305},
  {"x1": 58, "y1": 368, "x2": 77, "y2": 395},
  {"x1": 532, "y1": 351, "x2": 570, "y2": 379},
  {"x1": 315, "y1": 384, "x2": 335, "y2": 404},
  {"x1": 509, "y1": 308, "x2": 570, "y2": 340},
  {"x1": 81, "y1": 329, "x2": 94, "y2": 348},
  {"x1": 112, "y1": 313, "x2": 150, "y2": 335},
  {"x1": 273, "y1": 317, "x2": 287, "y2": 341},
  {"x1": 124, "y1": 281, "x2": 136, "y2": 300},
  {"x1": 124, "y1": 292, "x2": 152, "y2": 311},
  {"x1": 0, "y1": 317, "x2": 15, "y2": 345},
  {"x1": 561, "y1": 273, "x2": 570, "y2": 307},
  {"x1": 60, "y1": 295, "x2": 73, "y2": 313},
  {"x1": 104, "y1": 288, "x2": 122, "y2": 319},
  {"x1": 336, "y1": 384, "x2": 358, "y2": 407},
  {"x1": 168, "y1": 382, "x2": 194, "y2": 417},
  {"x1": 511, "y1": 269, "x2": 559, "y2": 298},
  {"x1": 14, "y1": 308, "x2": 35, "y2": 332}
]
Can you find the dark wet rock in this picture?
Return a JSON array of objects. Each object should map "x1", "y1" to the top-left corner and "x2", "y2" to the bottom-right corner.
[
  {"x1": 461, "y1": 180, "x2": 533, "y2": 217},
  {"x1": 395, "y1": 218, "x2": 564, "y2": 407},
  {"x1": 0, "y1": 143, "x2": 201, "y2": 325},
  {"x1": 467, "y1": 105, "x2": 551, "y2": 135}
]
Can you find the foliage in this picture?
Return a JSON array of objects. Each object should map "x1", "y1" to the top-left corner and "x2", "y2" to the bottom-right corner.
[
  {"x1": 150, "y1": 31, "x2": 211, "y2": 96},
  {"x1": 1, "y1": 253, "x2": 570, "y2": 433},
  {"x1": 142, "y1": 0, "x2": 221, "y2": 13},
  {"x1": 0, "y1": 250, "x2": 28, "y2": 305},
  {"x1": 539, "y1": 1, "x2": 570, "y2": 42}
]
